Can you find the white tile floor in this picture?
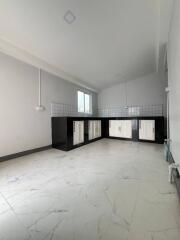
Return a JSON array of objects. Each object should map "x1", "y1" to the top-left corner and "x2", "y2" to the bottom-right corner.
[{"x1": 0, "y1": 139, "x2": 180, "y2": 240}]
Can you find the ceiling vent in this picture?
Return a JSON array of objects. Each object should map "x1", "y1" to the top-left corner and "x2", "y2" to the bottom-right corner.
[{"x1": 64, "y1": 10, "x2": 76, "y2": 24}]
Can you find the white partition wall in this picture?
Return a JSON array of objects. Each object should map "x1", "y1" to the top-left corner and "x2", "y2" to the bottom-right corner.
[
  {"x1": 73, "y1": 121, "x2": 84, "y2": 145},
  {"x1": 109, "y1": 120, "x2": 132, "y2": 139},
  {"x1": 168, "y1": 0, "x2": 180, "y2": 173}
]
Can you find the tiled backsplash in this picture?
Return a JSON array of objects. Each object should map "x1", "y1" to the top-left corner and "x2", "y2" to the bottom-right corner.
[
  {"x1": 51, "y1": 103, "x2": 97, "y2": 117},
  {"x1": 51, "y1": 103, "x2": 163, "y2": 117},
  {"x1": 98, "y1": 104, "x2": 163, "y2": 117}
]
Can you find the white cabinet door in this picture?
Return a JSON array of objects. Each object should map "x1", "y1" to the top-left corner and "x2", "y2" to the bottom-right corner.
[
  {"x1": 109, "y1": 120, "x2": 132, "y2": 138},
  {"x1": 79, "y1": 121, "x2": 84, "y2": 143},
  {"x1": 109, "y1": 120, "x2": 118, "y2": 137},
  {"x1": 121, "y1": 120, "x2": 132, "y2": 138},
  {"x1": 139, "y1": 120, "x2": 155, "y2": 141},
  {"x1": 93, "y1": 121, "x2": 96, "y2": 138},
  {"x1": 88, "y1": 121, "x2": 93, "y2": 140},
  {"x1": 73, "y1": 121, "x2": 84, "y2": 145},
  {"x1": 97, "y1": 121, "x2": 101, "y2": 138},
  {"x1": 88, "y1": 120, "x2": 101, "y2": 140},
  {"x1": 116, "y1": 121, "x2": 124, "y2": 138},
  {"x1": 95, "y1": 120, "x2": 101, "y2": 138},
  {"x1": 109, "y1": 120, "x2": 123, "y2": 137}
]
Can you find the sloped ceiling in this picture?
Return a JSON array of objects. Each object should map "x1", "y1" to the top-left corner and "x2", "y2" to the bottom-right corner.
[{"x1": 0, "y1": 0, "x2": 173, "y2": 91}]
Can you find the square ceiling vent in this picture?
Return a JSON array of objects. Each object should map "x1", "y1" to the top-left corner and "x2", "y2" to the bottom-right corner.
[{"x1": 64, "y1": 10, "x2": 76, "y2": 24}]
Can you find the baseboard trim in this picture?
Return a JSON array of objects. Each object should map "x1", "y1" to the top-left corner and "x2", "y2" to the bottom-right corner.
[{"x1": 0, "y1": 145, "x2": 52, "y2": 162}]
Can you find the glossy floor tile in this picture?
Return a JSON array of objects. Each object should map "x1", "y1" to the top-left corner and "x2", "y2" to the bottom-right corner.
[{"x1": 0, "y1": 139, "x2": 179, "y2": 240}]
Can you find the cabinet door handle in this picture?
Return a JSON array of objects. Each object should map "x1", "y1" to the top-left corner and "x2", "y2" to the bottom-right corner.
[
  {"x1": 139, "y1": 121, "x2": 141, "y2": 129},
  {"x1": 73, "y1": 122, "x2": 75, "y2": 132}
]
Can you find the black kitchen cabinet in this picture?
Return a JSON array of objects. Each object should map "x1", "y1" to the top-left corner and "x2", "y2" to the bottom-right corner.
[
  {"x1": 105, "y1": 116, "x2": 164, "y2": 144},
  {"x1": 52, "y1": 116, "x2": 164, "y2": 151},
  {"x1": 52, "y1": 117, "x2": 104, "y2": 151}
]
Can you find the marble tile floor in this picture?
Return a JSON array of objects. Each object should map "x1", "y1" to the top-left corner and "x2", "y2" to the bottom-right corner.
[{"x1": 0, "y1": 139, "x2": 180, "y2": 240}]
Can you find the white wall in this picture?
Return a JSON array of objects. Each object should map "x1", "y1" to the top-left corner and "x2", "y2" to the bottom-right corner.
[
  {"x1": 168, "y1": 0, "x2": 180, "y2": 171},
  {"x1": 0, "y1": 52, "x2": 97, "y2": 157},
  {"x1": 98, "y1": 73, "x2": 166, "y2": 114},
  {"x1": 98, "y1": 0, "x2": 173, "y2": 117}
]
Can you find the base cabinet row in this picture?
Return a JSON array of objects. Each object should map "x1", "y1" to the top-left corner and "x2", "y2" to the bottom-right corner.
[
  {"x1": 51, "y1": 117, "x2": 103, "y2": 151},
  {"x1": 109, "y1": 120, "x2": 155, "y2": 141},
  {"x1": 52, "y1": 117, "x2": 164, "y2": 151}
]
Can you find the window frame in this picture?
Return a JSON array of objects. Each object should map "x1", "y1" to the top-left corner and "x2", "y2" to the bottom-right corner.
[{"x1": 77, "y1": 90, "x2": 92, "y2": 114}]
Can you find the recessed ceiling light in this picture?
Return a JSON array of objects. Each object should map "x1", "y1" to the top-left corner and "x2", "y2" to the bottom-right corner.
[{"x1": 64, "y1": 10, "x2": 76, "y2": 24}]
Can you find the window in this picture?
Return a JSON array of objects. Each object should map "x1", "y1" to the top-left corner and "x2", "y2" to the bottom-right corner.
[
  {"x1": 85, "y1": 94, "x2": 90, "y2": 113},
  {"x1": 78, "y1": 91, "x2": 92, "y2": 114},
  {"x1": 78, "y1": 91, "x2": 84, "y2": 113}
]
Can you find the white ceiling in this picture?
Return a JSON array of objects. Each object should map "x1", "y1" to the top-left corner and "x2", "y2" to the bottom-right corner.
[{"x1": 0, "y1": 0, "x2": 172, "y2": 91}]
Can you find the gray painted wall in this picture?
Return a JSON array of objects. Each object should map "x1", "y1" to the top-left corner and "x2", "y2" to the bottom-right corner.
[
  {"x1": 98, "y1": 73, "x2": 167, "y2": 116},
  {"x1": 0, "y1": 52, "x2": 97, "y2": 157},
  {"x1": 168, "y1": 0, "x2": 180, "y2": 171}
]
